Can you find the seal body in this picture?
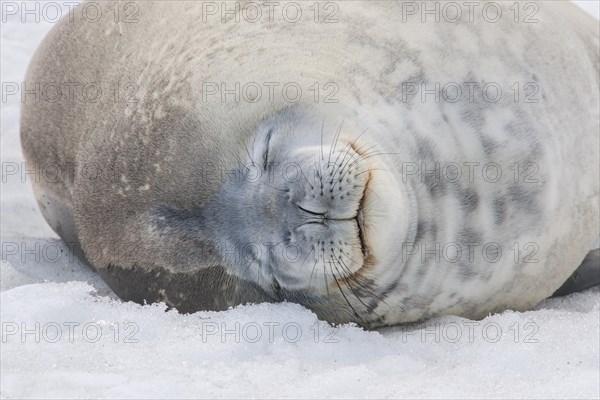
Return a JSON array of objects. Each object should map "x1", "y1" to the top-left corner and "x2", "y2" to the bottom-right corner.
[{"x1": 21, "y1": 1, "x2": 599, "y2": 328}]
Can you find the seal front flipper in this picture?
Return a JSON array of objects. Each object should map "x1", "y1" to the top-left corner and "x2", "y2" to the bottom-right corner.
[
  {"x1": 552, "y1": 249, "x2": 600, "y2": 297},
  {"x1": 97, "y1": 263, "x2": 275, "y2": 313}
]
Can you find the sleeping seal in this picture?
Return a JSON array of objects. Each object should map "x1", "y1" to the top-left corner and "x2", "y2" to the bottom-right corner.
[{"x1": 21, "y1": 0, "x2": 599, "y2": 328}]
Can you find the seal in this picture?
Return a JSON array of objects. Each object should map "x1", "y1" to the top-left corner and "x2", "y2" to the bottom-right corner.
[{"x1": 21, "y1": 0, "x2": 599, "y2": 328}]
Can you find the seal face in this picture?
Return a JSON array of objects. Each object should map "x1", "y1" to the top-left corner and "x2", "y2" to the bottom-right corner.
[
  {"x1": 147, "y1": 105, "x2": 410, "y2": 323},
  {"x1": 20, "y1": 1, "x2": 599, "y2": 328}
]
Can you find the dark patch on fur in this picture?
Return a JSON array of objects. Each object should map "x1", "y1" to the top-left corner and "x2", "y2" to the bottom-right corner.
[
  {"x1": 457, "y1": 186, "x2": 480, "y2": 213},
  {"x1": 479, "y1": 134, "x2": 498, "y2": 156},
  {"x1": 457, "y1": 227, "x2": 481, "y2": 247},
  {"x1": 416, "y1": 138, "x2": 446, "y2": 197},
  {"x1": 414, "y1": 220, "x2": 439, "y2": 243},
  {"x1": 458, "y1": 262, "x2": 479, "y2": 280},
  {"x1": 508, "y1": 184, "x2": 540, "y2": 216},
  {"x1": 493, "y1": 197, "x2": 507, "y2": 225}
]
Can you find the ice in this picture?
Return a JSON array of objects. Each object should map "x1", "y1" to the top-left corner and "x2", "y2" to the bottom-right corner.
[{"x1": 1, "y1": 281, "x2": 598, "y2": 398}]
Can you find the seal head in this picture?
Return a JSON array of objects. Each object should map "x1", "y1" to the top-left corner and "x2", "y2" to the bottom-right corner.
[{"x1": 148, "y1": 106, "x2": 409, "y2": 325}]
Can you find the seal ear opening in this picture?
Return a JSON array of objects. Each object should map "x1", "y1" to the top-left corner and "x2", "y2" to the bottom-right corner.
[{"x1": 552, "y1": 249, "x2": 600, "y2": 297}]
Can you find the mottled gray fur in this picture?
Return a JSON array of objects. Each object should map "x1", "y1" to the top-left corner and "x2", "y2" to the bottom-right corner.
[{"x1": 21, "y1": 1, "x2": 599, "y2": 328}]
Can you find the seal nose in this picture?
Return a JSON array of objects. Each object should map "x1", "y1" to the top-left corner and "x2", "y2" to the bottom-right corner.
[{"x1": 288, "y1": 146, "x2": 369, "y2": 221}]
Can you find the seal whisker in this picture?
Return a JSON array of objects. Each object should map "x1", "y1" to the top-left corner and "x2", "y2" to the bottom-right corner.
[
  {"x1": 354, "y1": 168, "x2": 387, "y2": 177},
  {"x1": 336, "y1": 143, "x2": 378, "y2": 182},
  {"x1": 322, "y1": 255, "x2": 330, "y2": 297},
  {"x1": 313, "y1": 241, "x2": 329, "y2": 297},
  {"x1": 340, "y1": 151, "x2": 402, "y2": 184},
  {"x1": 308, "y1": 252, "x2": 320, "y2": 291},
  {"x1": 243, "y1": 142, "x2": 256, "y2": 167},
  {"x1": 331, "y1": 256, "x2": 372, "y2": 310},
  {"x1": 335, "y1": 145, "x2": 359, "y2": 181},
  {"x1": 329, "y1": 141, "x2": 353, "y2": 179},
  {"x1": 298, "y1": 168, "x2": 316, "y2": 190},
  {"x1": 336, "y1": 128, "x2": 370, "y2": 176},
  {"x1": 364, "y1": 186, "x2": 380, "y2": 202},
  {"x1": 327, "y1": 120, "x2": 345, "y2": 170},
  {"x1": 320, "y1": 118, "x2": 325, "y2": 161},
  {"x1": 337, "y1": 255, "x2": 391, "y2": 308},
  {"x1": 359, "y1": 151, "x2": 400, "y2": 160},
  {"x1": 329, "y1": 260, "x2": 362, "y2": 320},
  {"x1": 342, "y1": 151, "x2": 400, "y2": 177},
  {"x1": 260, "y1": 182, "x2": 290, "y2": 194}
]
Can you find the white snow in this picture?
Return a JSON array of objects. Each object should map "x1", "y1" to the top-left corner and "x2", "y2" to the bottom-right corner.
[{"x1": 1, "y1": 1, "x2": 599, "y2": 399}]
